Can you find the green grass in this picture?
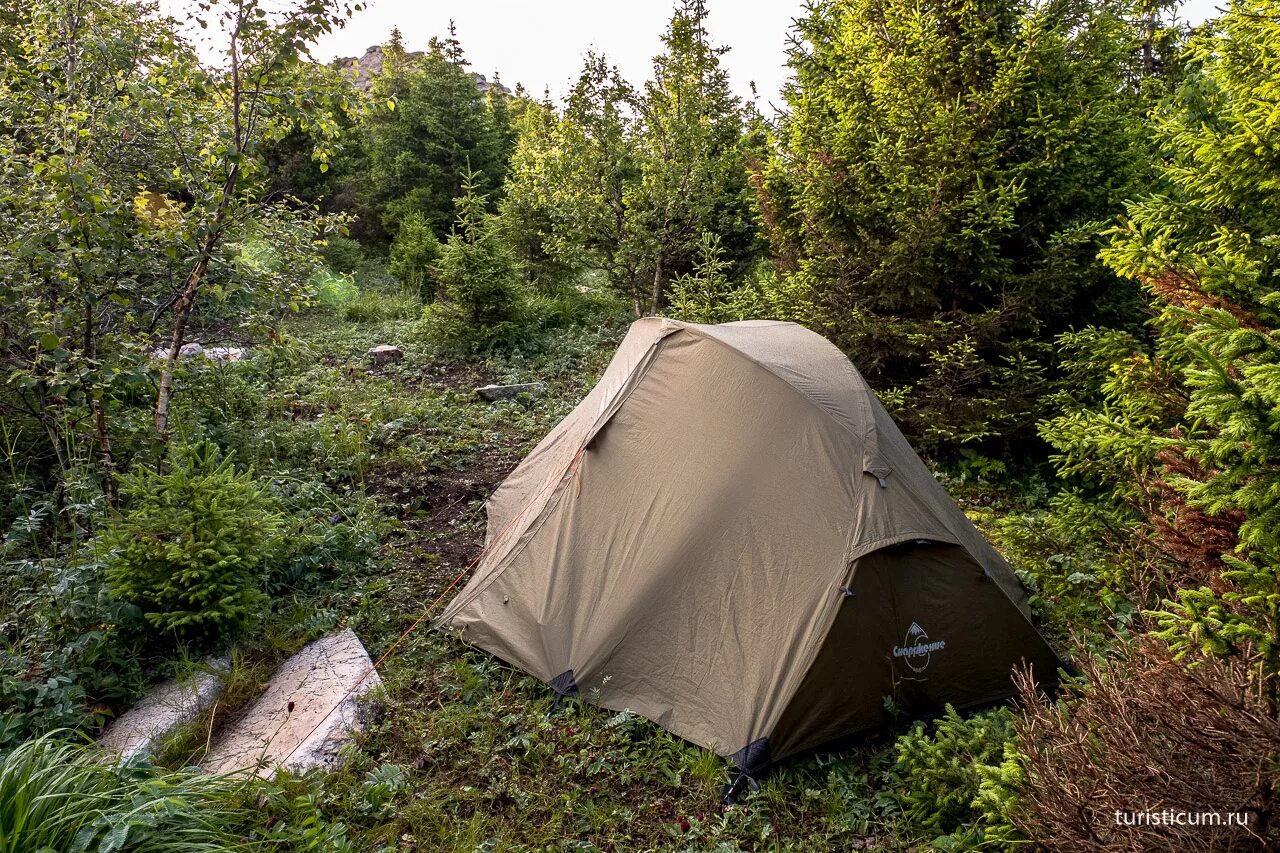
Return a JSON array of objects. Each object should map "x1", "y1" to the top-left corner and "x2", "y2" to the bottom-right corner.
[{"x1": 0, "y1": 733, "x2": 249, "y2": 852}]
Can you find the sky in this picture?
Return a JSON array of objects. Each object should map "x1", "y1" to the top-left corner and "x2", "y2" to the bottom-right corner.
[{"x1": 161, "y1": 0, "x2": 1229, "y2": 112}]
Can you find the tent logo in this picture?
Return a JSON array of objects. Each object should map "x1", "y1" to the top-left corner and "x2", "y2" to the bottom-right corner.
[{"x1": 893, "y1": 622, "x2": 946, "y2": 673}]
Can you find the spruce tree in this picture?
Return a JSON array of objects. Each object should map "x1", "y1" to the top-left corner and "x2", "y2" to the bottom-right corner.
[
  {"x1": 1045, "y1": 0, "x2": 1280, "y2": 709},
  {"x1": 362, "y1": 27, "x2": 513, "y2": 242}
]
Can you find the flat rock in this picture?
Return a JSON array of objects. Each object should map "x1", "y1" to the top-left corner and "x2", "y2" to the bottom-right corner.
[
  {"x1": 475, "y1": 382, "x2": 546, "y2": 402},
  {"x1": 368, "y1": 344, "x2": 404, "y2": 366},
  {"x1": 98, "y1": 657, "x2": 229, "y2": 763},
  {"x1": 199, "y1": 628, "x2": 380, "y2": 778}
]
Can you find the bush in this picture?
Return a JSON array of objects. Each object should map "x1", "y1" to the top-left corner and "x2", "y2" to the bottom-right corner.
[
  {"x1": 320, "y1": 234, "x2": 368, "y2": 274},
  {"x1": 342, "y1": 290, "x2": 420, "y2": 324},
  {"x1": 882, "y1": 705, "x2": 1018, "y2": 844},
  {"x1": 310, "y1": 268, "x2": 359, "y2": 308},
  {"x1": 1009, "y1": 638, "x2": 1280, "y2": 850},
  {"x1": 389, "y1": 212, "x2": 442, "y2": 302},
  {"x1": 98, "y1": 445, "x2": 284, "y2": 644},
  {"x1": 0, "y1": 554, "x2": 145, "y2": 749}
]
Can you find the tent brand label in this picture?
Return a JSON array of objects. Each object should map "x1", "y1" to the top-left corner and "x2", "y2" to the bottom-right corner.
[{"x1": 893, "y1": 622, "x2": 945, "y2": 673}]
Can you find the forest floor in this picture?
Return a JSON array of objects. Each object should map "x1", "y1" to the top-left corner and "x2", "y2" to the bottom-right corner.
[{"x1": 153, "y1": 298, "x2": 1031, "y2": 851}]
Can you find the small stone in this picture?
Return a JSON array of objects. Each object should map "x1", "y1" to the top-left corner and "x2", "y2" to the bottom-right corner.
[
  {"x1": 475, "y1": 382, "x2": 546, "y2": 402},
  {"x1": 368, "y1": 344, "x2": 404, "y2": 366},
  {"x1": 204, "y1": 346, "x2": 246, "y2": 361}
]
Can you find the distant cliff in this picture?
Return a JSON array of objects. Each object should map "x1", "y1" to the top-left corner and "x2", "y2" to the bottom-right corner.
[{"x1": 334, "y1": 44, "x2": 511, "y2": 94}]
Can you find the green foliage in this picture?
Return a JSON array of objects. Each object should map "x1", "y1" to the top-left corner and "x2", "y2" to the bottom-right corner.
[
  {"x1": 99, "y1": 446, "x2": 284, "y2": 644},
  {"x1": 882, "y1": 706, "x2": 1018, "y2": 844},
  {"x1": 361, "y1": 27, "x2": 514, "y2": 242},
  {"x1": 0, "y1": 554, "x2": 145, "y2": 750},
  {"x1": 1049, "y1": 0, "x2": 1280, "y2": 695},
  {"x1": 417, "y1": 170, "x2": 524, "y2": 351},
  {"x1": 388, "y1": 211, "x2": 442, "y2": 300},
  {"x1": 668, "y1": 232, "x2": 767, "y2": 323},
  {"x1": 764, "y1": 0, "x2": 1155, "y2": 451},
  {"x1": 0, "y1": 733, "x2": 245, "y2": 853},
  {"x1": 310, "y1": 269, "x2": 359, "y2": 308},
  {"x1": 341, "y1": 290, "x2": 421, "y2": 324},
  {"x1": 500, "y1": 2, "x2": 763, "y2": 315}
]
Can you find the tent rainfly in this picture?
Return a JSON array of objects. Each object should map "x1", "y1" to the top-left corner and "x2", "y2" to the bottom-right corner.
[{"x1": 438, "y1": 318, "x2": 1063, "y2": 786}]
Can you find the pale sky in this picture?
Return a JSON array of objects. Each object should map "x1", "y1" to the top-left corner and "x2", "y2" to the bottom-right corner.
[{"x1": 160, "y1": 0, "x2": 1228, "y2": 113}]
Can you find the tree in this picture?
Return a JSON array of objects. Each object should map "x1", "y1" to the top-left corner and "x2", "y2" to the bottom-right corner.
[
  {"x1": 0, "y1": 0, "x2": 355, "y2": 502},
  {"x1": 1044, "y1": 0, "x2": 1280, "y2": 711},
  {"x1": 623, "y1": 0, "x2": 762, "y2": 314},
  {"x1": 762, "y1": 0, "x2": 1151, "y2": 451},
  {"x1": 149, "y1": 0, "x2": 360, "y2": 441},
  {"x1": 389, "y1": 211, "x2": 442, "y2": 300},
  {"x1": 362, "y1": 25, "x2": 512, "y2": 243},
  {"x1": 426, "y1": 169, "x2": 521, "y2": 338},
  {"x1": 500, "y1": 3, "x2": 761, "y2": 316}
]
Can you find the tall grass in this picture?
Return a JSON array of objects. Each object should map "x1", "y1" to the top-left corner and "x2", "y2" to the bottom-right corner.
[{"x1": 0, "y1": 733, "x2": 248, "y2": 852}]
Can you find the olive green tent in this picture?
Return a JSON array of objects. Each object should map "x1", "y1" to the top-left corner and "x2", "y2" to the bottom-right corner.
[{"x1": 438, "y1": 318, "x2": 1062, "y2": 780}]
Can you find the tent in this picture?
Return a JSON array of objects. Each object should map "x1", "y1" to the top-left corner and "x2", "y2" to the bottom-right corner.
[{"x1": 437, "y1": 318, "x2": 1063, "y2": 783}]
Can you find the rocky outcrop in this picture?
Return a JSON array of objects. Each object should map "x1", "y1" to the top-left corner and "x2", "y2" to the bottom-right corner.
[{"x1": 335, "y1": 44, "x2": 512, "y2": 94}]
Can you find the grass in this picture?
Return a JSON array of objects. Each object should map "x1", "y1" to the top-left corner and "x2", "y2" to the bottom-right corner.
[{"x1": 0, "y1": 733, "x2": 249, "y2": 852}]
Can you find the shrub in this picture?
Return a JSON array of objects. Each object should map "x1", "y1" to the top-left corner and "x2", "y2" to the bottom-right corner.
[
  {"x1": 0, "y1": 554, "x2": 145, "y2": 749},
  {"x1": 342, "y1": 290, "x2": 420, "y2": 324},
  {"x1": 882, "y1": 705, "x2": 1018, "y2": 843},
  {"x1": 1008, "y1": 638, "x2": 1280, "y2": 850},
  {"x1": 320, "y1": 234, "x2": 368, "y2": 274},
  {"x1": 309, "y1": 268, "x2": 358, "y2": 308},
  {"x1": 99, "y1": 445, "x2": 284, "y2": 644},
  {"x1": 389, "y1": 211, "x2": 442, "y2": 302}
]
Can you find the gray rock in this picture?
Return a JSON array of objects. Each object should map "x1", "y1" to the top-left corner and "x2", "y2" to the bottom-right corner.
[
  {"x1": 475, "y1": 382, "x2": 546, "y2": 402},
  {"x1": 334, "y1": 45, "x2": 511, "y2": 94},
  {"x1": 150, "y1": 342, "x2": 205, "y2": 361},
  {"x1": 368, "y1": 344, "x2": 404, "y2": 366},
  {"x1": 98, "y1": 657, "x2": 229, "y2": 763},
  {"x1": 204, "y1": 346, "x2": 246, "y2": 362},
  {"x1": 199, "y1": 628, "x2": 381, "y2": 778}
]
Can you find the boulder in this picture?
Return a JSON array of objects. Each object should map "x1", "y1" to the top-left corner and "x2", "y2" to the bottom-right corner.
[
  {"x1": 199, "y1": 628, "x2": 381, "y2": 778},
  {"x1": 368, "y1": 344, "x2": 404, "y2": 366},
  {"x1": 150, "y1": 342, "x2": 205, "y2": 361},
  {"x1": 475, "y1": 382, "x2": 546, "y2": 402},
  {"x1": 98, "y1": 657, "x2": 229, "y2": 763}
]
